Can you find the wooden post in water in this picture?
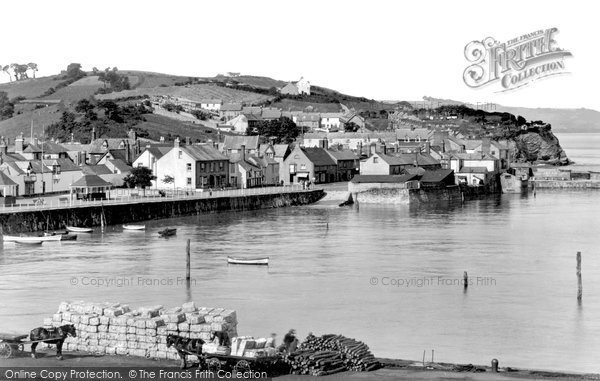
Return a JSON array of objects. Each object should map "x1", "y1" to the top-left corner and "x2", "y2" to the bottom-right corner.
[
  {"x1": 422, "y1": 350, "x2": 425, "y2": 366},
  {"x1": 463, "y1": 271, "x2": 468, "y2": 289},
  {"x1": 577, "y1": 251, "x2": 582, "y2": 302},
  {"x1": 186, "y1": 239, "x2": 191, "y2": 281}
]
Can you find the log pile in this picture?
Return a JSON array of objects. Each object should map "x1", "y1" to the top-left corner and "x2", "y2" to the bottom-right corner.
[{"x1": 285, "y1": 334, "x2": 380, "y2": 376}]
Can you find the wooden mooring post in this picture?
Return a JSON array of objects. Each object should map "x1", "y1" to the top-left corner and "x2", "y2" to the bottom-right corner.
[
  {"x1": 186, "y1": 239, "x2": 191, "y2": 281},
  {"x1": 463, "y1": 271, "x2": 468, "y2": 289},
  {"x1": 577, "y1": 251, "x2": 582, "y2": 302}
]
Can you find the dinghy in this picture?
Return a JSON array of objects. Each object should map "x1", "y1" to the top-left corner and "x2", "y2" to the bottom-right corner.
[
  {"x1": 158, "y1": 228, "x2": 176, "y2": 237},
  {"x1": 227, "y1": 257, "x2": 269, "y2": 266},
  {"x1": 66, "y1": 226, "x2": 93, "y2": 233},
  {"x1": 3, "y1": 234, "x2": 61, "y2": 242},
  {"x1": 123, "y1": 224, "x2": 146, "y2": 231}
]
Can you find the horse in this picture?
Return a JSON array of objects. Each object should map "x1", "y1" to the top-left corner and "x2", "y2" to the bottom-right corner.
[
  {"x1": 166, "y1": 334, "x2": 205, "y2": 369},
  {"x1": 210, "y1": 331, "x2": 230, "y2": 346},
  {"x1": 30, "y1": 324, "x2": 76, "y2": 360}
]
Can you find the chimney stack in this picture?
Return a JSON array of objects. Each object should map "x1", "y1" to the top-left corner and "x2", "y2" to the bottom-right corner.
[
  {"x1": 185, "y1": 136, "x2": 191, "y2": 146},
  {"x1": 128, "y1": 129, "x2": 137, "y2": 141},
  {"x1": 15, "y1": 134, "x2": 24, "y2": 153},
  {"x1": 160, "y1": 136, "x2": 165, "y2": 143},
  {"x1": 174, "y1": 137, "x2": 180, "y2": 148},
  {"x1": 241, "y1": 144, "x2": 246, "y2": 162},
  {"x1": 91, "y1": 127, "x2": 97, "y2": 142},
  {"x1": 424, "y1": 141, "x2": 430, "y2": 155},
  {"x1": 382, "y1": 143, "x2": 387, "y2": 155}
]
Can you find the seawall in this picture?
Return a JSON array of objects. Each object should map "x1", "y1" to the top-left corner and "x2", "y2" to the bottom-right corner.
[
  {"x1": 533, "y1": 180, "x2": 600, "y2": 189},
  {"x1": 0, "y1": 190, "x2": 324, "y2": 234},
  {"x1": 349, "y1": 185, "x2": 464, "y2": 206}
]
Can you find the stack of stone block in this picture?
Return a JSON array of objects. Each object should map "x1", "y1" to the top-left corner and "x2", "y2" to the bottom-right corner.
[{"x1": 41, "y1": 301, "x2": 237, "y2": 360}]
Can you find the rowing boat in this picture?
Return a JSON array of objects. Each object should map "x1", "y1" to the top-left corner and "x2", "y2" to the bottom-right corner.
[
  {"x1": 227, "y1": 256, "x2": 269, "y2": 266},
  {"x1": 14, "y1": 240, "x2": 43, "y2": 245},
  {"x1": 158, "y1": 228, "x2": 176, "y2": 237},
  {"x1": 3, "y1": 235, "x2": 61, "y2": 242},
  {"x1": 123, "y1": 224, "x2": 146, "y2": 231},
  {"x1": 66, "y1": 226, "x2": 93, "y2": 233}
]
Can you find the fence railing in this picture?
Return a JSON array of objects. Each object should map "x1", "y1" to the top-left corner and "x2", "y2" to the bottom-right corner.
[{"x1": 0, "y1": 185, "x2": 317, "y2": 214}]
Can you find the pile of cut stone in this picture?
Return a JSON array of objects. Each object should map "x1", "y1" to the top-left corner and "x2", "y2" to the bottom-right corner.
[{"x1": 39, "y1": 301, "x2": 237, "y2": 361}]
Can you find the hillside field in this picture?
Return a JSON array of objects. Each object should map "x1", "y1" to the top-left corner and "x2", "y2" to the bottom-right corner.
[{"x1": 135, "y1": 113, "x2": 231, "y2": 142}]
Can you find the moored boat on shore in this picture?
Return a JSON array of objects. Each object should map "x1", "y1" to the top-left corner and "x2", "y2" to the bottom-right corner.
[
  {"x1": 123, "y1": 225, "x2": 146, "y2": 231},
  {"x1": 3, "y1": 234, "x2": 61, "y2": 242},
  {"x1": 158, "y1": 228, "x2": 176, "y2": 237},
  {"x1": 227, "y1": 256, "x2": 269, "y2": 266},
  {"x1": 66, "y1": 226, "x2": 93, "y2": 233},
  {"x1": 14, "y1": 240, "x2": 43, "y2": 245}
]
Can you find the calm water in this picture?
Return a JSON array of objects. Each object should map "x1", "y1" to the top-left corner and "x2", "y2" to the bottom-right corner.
[{"x1": 1, "y1": 134, "x2": 600, "y2": 373}]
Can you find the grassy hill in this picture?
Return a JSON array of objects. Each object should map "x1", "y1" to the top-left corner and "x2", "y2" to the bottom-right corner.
[
  {"x1": 136, "y1": 113, "x2": 230, "y2": 142},
  {"x1": 0, "y1": 104, "x2": 64, "y2": 138},
  {"x1": 0, "y1": 76, "x2": 63, "y2": 99},
  {"x1": 95, "y1": 83, "x2": 273, "y2": 104}
]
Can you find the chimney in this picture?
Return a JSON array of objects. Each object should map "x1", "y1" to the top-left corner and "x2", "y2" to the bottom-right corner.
[
  {"x1": 174, "y1": 137, "x2": 180, "y2": 148},
  {"x1": 482, "y1": 138, "x2": 491, "y2": 154},
  {"x1": 424, "y1": 141, "x2": 430, "y2": 155},
  {"x1": 241, "y1": 144, "x2": 246, "y2": 162},
  {"x1": 91, "y1": 127, "x2": 97, "y2": 142},
  {"x1": 0, "y1": 137, "x2": 7, "y2": 155},
  {"x1": 128, "y1": 129, "x2": 137, "y2": 141},
  {"x1": 33, "y1": 136, "x2": 39, "y2": 146},
  {"x1": 382, "y1": 143, "x2": 387, "y2": 155},
  {"x1": 358, "y1": 141, "x2": 363, "y2": 157},
  {"x1": 160, "y1": 136, "x2": 165, "y2": 143},
  {"x1": 185, "y1": 136, "x2": 191, "y2": 146},
  {"x1": 15, "y1": 134, "x2": 24, "y2": 153}
]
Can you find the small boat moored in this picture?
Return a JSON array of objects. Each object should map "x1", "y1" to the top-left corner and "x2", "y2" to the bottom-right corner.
[
  {"x1": 227, "y1": 256, "x2": 269, "y2": 266},
  {"x1": 66, "y1": 226, "x2": 93, "y2": 233},
  {"x1": 158, "y1": 228, "x2": 176, "y2": 237},
  {"x1": 3, "y1": 234, "x2": 61, "y2": 242},
  {"x1": 14, "y1": 240, "x2": 43, "y2": 245},
  {"x1": 123, "y1": 224, "x2": 146, "y2": 231}
]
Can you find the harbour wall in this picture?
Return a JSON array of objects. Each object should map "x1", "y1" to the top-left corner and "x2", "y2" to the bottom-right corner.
[
  {"x1": 0, "y1": 190, "x2": 325, "y2": 234},
  {"x1": 348, "y1": 184, "x2": 463, "y2": 206},
  {"x1": 533, "y1": 180, "x2": 600, "y2": 189}
]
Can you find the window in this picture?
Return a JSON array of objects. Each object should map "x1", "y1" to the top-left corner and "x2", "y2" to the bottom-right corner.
[
  {"x1": 200, "y1": 163, "x2": 205, "y2": 171},
  {"x1": 178, "y1": 150, "x2": 183, "y2": 159},
  {"x1": 186, "y1": 163, "x2": 192, "y2": 172},
  {"x1": 289, "y1": 164, "x2": 296, "y2": 173},
  {"x1": 300, "y1": 164, "x2": 306, "y2": 170},
  {"x1": 186, "y1": 177, "x2": 192, "y2": 185},
  {"x1": 373, "y1": 157, "x2": 379, "y2": 163},
  {"x1": 210, "y1": 163, "x2": 215, "y2": 172},
  {"x1": 219, "y1": 162, "x2": 224, "y2": 169}
]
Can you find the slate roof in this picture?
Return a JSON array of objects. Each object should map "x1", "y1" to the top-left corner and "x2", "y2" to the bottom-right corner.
[
  {"x1": 301, "y1": 147, "x2": 337, "y2": 166},
  {"x1": 83, "y1": 165, "x2": 113, "y2": 176},
  {"x1": 326, "y1": 149, "x2": 359, "y2": 161},
  {"x1": 420, "y1": 169, "x2": 454, "y2": 183},
  {"x1": 261, "y1": 109, "x2": 282, "y2": 119},
  {"x1": 223, "y1": 135, "x2": 260, "y2": 150},
  {"x1": 182, "y1": 145, "x2": 228, "y2": 161},
  {"x1": 350, "y1": 174, "x2": 418, "y2": 183},
  {"x1": 109, "y1": 159, "x2": 132, "y2": 173},
  {"x1": 449, "y1": 152, "x2": 497, "y2": 160},
  {"x1": 46, "y1": 158, "x2": 81, "y2": 172},
  {"x1": 0, "y1": 171, "x2": 17, "y2": 186},
  {"x1": 40, "y1": 141, "x2": 68, "y2": 154},
  {"x1": 70, "y1": 174, "x2": 113, "y2": 188},
  {"x1": 273, "y1": 144, "x2": 290, "y2": 158},
  {"x1": 144, "y1": 146, "x2": 172, "y2": 160},
  {"x1": 221, "y1": 103, "x2": 242, "y2": 111},
  {"x1": 242, "y1": 106, "x2": 262, "y2": 115}
]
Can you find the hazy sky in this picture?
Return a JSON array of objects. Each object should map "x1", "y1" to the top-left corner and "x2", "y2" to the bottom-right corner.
[{"x1": 1, "y1": 0, "x2": 597, "y2": 110}]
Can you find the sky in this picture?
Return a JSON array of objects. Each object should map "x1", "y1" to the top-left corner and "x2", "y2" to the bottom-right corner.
[{"x1": 0, "y1": 0, "x2": 597, "y2": 110}]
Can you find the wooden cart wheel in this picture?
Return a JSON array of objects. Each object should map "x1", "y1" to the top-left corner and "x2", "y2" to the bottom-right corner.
[
  {"x1": 206, "y1": 357, "x2": 221, "y2": 372},
  {"x1": 0, "y1": 342, "x2": 12, "y2": 359},
  {"x1": 234, "y1": 359, "x2": 251, "y2": 374}
]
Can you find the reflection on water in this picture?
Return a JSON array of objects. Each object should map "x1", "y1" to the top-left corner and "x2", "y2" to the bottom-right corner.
[{"x1": 1, "y1": 190, "x2": 599, "y2": 372}]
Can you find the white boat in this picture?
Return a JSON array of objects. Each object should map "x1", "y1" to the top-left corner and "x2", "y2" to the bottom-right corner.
[
  {"x1": 66, "y1": 226, "x2": 93, "y2": 233},
  {"x1": 227, "y1": 256, "x2": 269, "y2": 266},
  {"x1": 3, "y1": 234, "x2": 61, "y2": 242},
  {"x1": 123, "y1": 224, "x2": 146, "y2": 230}
]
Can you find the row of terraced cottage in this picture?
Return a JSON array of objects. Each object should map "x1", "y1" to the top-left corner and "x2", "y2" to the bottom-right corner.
[{"x1": 132, "y1": 128, "x2": 512, "y2": 192}]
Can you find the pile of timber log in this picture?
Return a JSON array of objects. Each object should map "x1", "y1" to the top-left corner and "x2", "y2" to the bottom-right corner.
[{"x1": 285, "y1": 334, "x2": 380, "y2": 376}]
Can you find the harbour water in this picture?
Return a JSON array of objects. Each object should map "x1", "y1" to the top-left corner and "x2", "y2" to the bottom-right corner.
[{"x1": 1, "y1": 133, "x2": 599, "y2": 373}]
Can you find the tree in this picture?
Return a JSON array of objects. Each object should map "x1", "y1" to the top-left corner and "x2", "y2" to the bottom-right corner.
[
  {"x1": 123, "y1": 167, "x2": 156, "y2": 189},
  {"x1": 10, "y1": 63, "x2": 29, "y2": 80},
  {"x1": 344, "y1": 121, "x2": 360, "y2": 132},
  {"x1": 27, "y1": 62, "x2": 38, "y2": 78},
  {"x1": 246, "y1": 117, "x2": 300, "y2": 144},
  {"x1": 1, "y1": 65, "x2": 11, "y2": 81},
  {"x1": 162, "y1": 175, "x2": 175, "y2": 193},
  {"x1": 66, "y1": 63, "x2": 85, "y2": 80},
  {"x1": 0, "y1": 91, "x2": 14, "y2": 120}
]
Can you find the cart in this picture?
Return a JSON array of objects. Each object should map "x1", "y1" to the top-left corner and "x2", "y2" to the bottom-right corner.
[
  {"x1": 0, "y1": 334, "x2": 28, "y2": 359},
  {"x1": 0, "y1": 333, "x2": 66, "y2": 359},
  {"x1": 202, "y1": 352, "x2": 288, "y2": 375}
]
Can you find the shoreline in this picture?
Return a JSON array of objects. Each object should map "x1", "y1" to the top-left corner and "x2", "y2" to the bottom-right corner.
[{"x1": 2, "y1": 350, "x2": 598, "y2": 380}]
